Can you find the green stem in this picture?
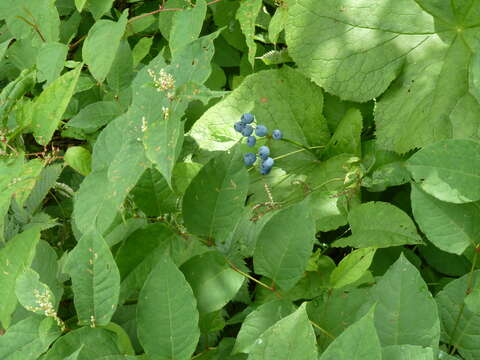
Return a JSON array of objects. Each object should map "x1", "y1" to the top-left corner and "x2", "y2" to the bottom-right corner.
[
  {"x1": 227, "y1": 260, "x2": 276, "y2": 292},
  {"x1": 449, "y1": 248, "x2": 479, "y2": 355},
  {"x1": 310, "y1": 320, "x2": 335, "y2": 339},
  {"x1": 280, "y1": 138, "x2": 321, "y2": 156}
]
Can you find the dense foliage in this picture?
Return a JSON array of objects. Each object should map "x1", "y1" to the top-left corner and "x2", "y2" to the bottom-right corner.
[{"x1": 0, "y1": 0, "x2": 479, "y2": 359}]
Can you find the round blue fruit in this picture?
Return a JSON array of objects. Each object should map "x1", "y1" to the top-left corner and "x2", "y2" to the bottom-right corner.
[
  {"x1": 234, "y1": 121, "x2": 245, "y2": 133},
  {"x1": 272, "y1": 129, "x2": 283, "y2": 140},
  {"x1": 260, "y1": 166, "x2": 271, "y2": 175},
  {"x1": 241, "y1": 113, "x2": 255, "y2": 124},
  {"x1": 241, "y1": 125, "x2": 254, "y2": 137},
  {"x1": 243, "y1": 152, "x2": 256, "y2": 166},
  {"x1": 246, "y1": 136, "x2": 256, "y2": 147},
  {"x1": 255, "y1": 125, "x2": 268, "y2": 137},
  {"x1": 262, "y1": 157, "x2": 274, "y2": 169},
  {"x1": 258, "y1": 145, "x2": 270, "y2": 160}
]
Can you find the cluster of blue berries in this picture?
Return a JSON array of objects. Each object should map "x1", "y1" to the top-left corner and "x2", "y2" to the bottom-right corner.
[{"x1": 234, "y1": 113, "x2": 283, "y2": 175}]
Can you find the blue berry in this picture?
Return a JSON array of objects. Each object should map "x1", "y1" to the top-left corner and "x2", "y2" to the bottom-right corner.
[
  {"x1": 241, "y1": 113, "x2": 255, "y2": 124},
  {"x1": 241, "y1": 125, "x2": 253, "y2": 137},
  {"x1": 243, "y1": 152, "x2": 256, "y2": 166},
  {"x1": 260, "y1": 166, "x2": 271, "y2": 175},
  {"x1": 234, "y1": 121, "x2": 245, "y2": 133},
  {"x1": 258, "y1": 145, "x2": 270, "y2": 160},
  {"x1": 272, "y1": 129, "x2": 283, "y2": 140},
  {"x1": 255, "y1": 125, "x2": 268, "y2": 137},
  {"x1": 246, "y1": 136, "x2": 256, "y2": 147},
  {"x1": 262, "y1": 157, "x2": 274, "y2": 169}
]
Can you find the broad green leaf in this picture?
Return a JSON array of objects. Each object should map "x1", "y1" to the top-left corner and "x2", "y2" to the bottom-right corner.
[
  {"x1": 418, "y1": 241, "x2": 470, "y2": 277},
  {"x1": 319, "y1": 308, "x2": 381, "y2": 360},
  {"x1": 411, "y1": 184, "x2": 480, "y2": 255},
  {"x1": 470, "y1": 51, "x2": 480, "y2": 103},
  {"x1": 132, "y1": 37, "x2": 153, "y2": 68},
  {"x1": 0, "y1": 316, "x2": 60, "y2": 360},
  {"x1": 67, "y1": 101, "x2": 123, "y2": 133},
  {"x1": 180, "y1": 251, "x2": 244, "y2": 313},
  {"x1": 43, "y1": 327, "x2": 121, "y2": 360},
  {"x1": 31, "y1": 64, "x2": 82, "y2": 145},
  {"x1": 236, "y1": 0, "x2": 262, "y2": 67},
  {"x1": 63, "y1": 346, "x2": 84, "y2": 360},
  {"x1": 86, "y1": 0, "x2": 115, "y2": 20},
  {"x1": 190, "y1": 67, "x2": 329, "y2": 169},
  {"x1": 107, "y1": 39, "x2": 134, "y2": 93},
  {"x1": 436, "y1": 270, "x2": 480, "y2": 360},
  {"x1": 465, "y1": 287, "x2": 480, "y2": 315},
  {"x1": 36, "y1": 42, "x2": 68, "y2": 84},
  {"x1": 330, "y1": 248, "x2": 376, "y2": 289},
  {"x1": 137, "y1": 255, "x2": 200, "y2": 360},
  {"x1": 406, "y1": 139, "x2": 480, "y2": 204},
  {"x1": 450, "y1": 93, "x2": 480, "y2": 141},
  {"x1": 253, "y1": 199, "x2": 316, "y2": 291},
  {"x1": 285, "y1": 0, "x2": 480, "y2": 153},
  {"x1": 0, "y1": 38, "x2": 12, "y2": 62},
  {"x1": 371, "y1": 254, "x2": 440, "y2": 347},
  {"x1": 15, "y1": 268, "x2": 56, "y2": 315},
  {"x1": 64, "y1": 229, "x2": 120, "y2": 326},
  {"x1": 74, "y1": 0, "x2": 87, "y2": 12},
  {"x1": 64, "y1": 146, "x2": 92, "y2": 176},
  {"x1": 248, "y1": 303, "x2": 317, "y2": 360},
  {"x1": 82, "y1": 11, "x2": 128, "y2": 83},
  {"x1": 333, "y1": 202, "x2": 423, "y2": 248},
  {"x1": 0, "y1": 67, "x2": 36, "y2": 125},
  {"x1": 182, "y1": 146, "x2": 249, "y2": 243},
  {"x1": 101, "y1": 321, "x2": 135, "y2": 356},
  {"x1": 0, "y1": 227, "x2": 41, "y2": 328},
  {"x1": 234, "y1": 300, "x2": 296, "y2": 354},
  {"x1": 269, "y1": 6, "x2": 288, "y2": 44},
  {"x1": 310, "y1": 190, "x2": 348, "y2": 232},
  {"x1": 322, "y1": 108, "x2": 362, "y2": 159},
  {"x1": 169, "y1": 0, "x2": 207, "y2": 53},
  {"x1": 382, "y1": 345, "x2": 435, "y2": 360},
  {"x1": 24, "y1": 164, "x2": 62, "y2": 215}
]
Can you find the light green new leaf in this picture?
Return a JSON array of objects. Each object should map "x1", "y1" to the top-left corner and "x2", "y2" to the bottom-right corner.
[
  {"x1": 330, "y1": 248, "x2": 376, "y2": 289},
  {"x1": 0, "y1": 316, "x2": 60, "y2": 360},
  {"x1": 74, "y1": 0, "x2": 87, "y2": 12},
  {"x1": 286, "y1": 0, "x2": 480, "y2": 153},
  {"x1": 137, "y1": 255, "x2": 200, "y2": 360},
  {"x1": 253, "y1": 199, "x2": 316, "y2": 291},
  {"x1": 65, "y1": 146, "x2": 92, "y2": 176},
  {"x1": 436, "y1": 270, "x2": 480, "y2": 360},
  {"x1": 180, "y1": 251, "x2": 244, "y2": 313},
  {"x1": 64, "y1": 229, "x2": 120, "y2": 326},
  {"x1": 169, "y1": 0, "x2": 207, "y2": 53},
  {"x1": 248, "y1": 303, "x2": 317, "y2": 360},
  {"x1": 0, "y1": 227, "x2": 41, "y2": 329},
  {"x1": 406, "y1": 139, "x2": 480, "y2": 204},
  {"x1": 333, "y1": 202, "x2": 423, "y2": 248},
  {"x1": 319, "y1": 307, "x2": 381, "y2": 360},
  {"x1": 82, "y1": 11, "x2": 128, "y2": 83},
  {"x1": 382, "y1": 345, "x2": 435, "y2": 360},
  {"x1": 236, "y1": 0, "x2": 262, "y2": 67},
  {"x1": 322, "y1": 108, "x2": 362, "y2": 159},
  {"x1": 15, "y1": 268, "x2": 55, "y2": 315},
  {"x1": 269, "y1": 6, "x2": 288, "y2": 44},
  {"x1": 182, "y1": 146, "x2": 249, "y2": 243},
  {"x1": 36, "y1": 42, "x2": 68, "y2": 84},
  {"x1": 411, "y1": 184, "x2": 480, "y2": 255},
  {"x1": 31, "y1": 64, "x2": 82, "y2": 145},
  {"x1": 43, "y1": 327, "x2": 121, "y2": 360},
  {"x1": 67, "y1": 101, "x2": 123, "y2": 133},
  {"x1": 234, "y1": 300, "x2": 296, "y2": 354},
  {"x1": 371, "y1": 254, "x2": 440, "y2": 347}
]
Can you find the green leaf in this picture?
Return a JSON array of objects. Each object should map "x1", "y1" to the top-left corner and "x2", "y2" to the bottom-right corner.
[
  {"x1": 169, "y1": 0, "x2": 207, "y2": 53},
  {"x1": 24, "y1": 164, "x2": 62, "y2": 215},
  {"x1": 106, "y1": 39, "x2": 134, "y2": 93},
  {"x1": 137, "y1": 255, "x2": 200, "y2": 360},
  {"x1": 436, "y1": 270, "x2": 480, "y2": 360},
  {"x1": 322, "y1": 108, "x2": 362, "y2": 159},
  {"x1": 15, "y1": 268, "x2": 56, "y2": 315},
  {"x1": 411, "y1": 184, "x2": 480, "y2": 255},
  {"x1": 371, "y1": 254, "x2": 440, "y2": 347},
  {"x1": 190, "y1": 67, "x2": 329, "y2": 164},
  {"x1": 465, "y1": 287, "x2": 480, "y2": 315},
  {"x1": 67, "y1": 101, "x2": 123, "y2": 133},
  {"x1": 333, "y1": 202, "x2": 423, "y2": 248},
  {"x1": 182, "y1": 146, "x2": 249, "y2": 243},
  {"x1": 31, "y1": 64, "x2": 82, "y2": 145},
  {"x1": 236, "y1": 0, "x2": 262, "y2": 67},
  {"x1": 381, "y1": 345, "x2": 435, "y2": 360},
  {"x1": 330, "y1": 248, "x2": 376, "y2": 289},
  {"x1": 248, "y1": 303, "x2": 317, "y2": 360},
  {"x1": 234, "y1": 300, "x2": 296, "y2": 354},
  {"x1": 132, "y1": 37, "x2": 153, "y2": 68},
  {"x1": 86, "y1": 0, "x2": 115, "y2": 20},
  {"x1": 406, "y1": 139, "x2": 480, "y2": 204},
  {"x1": 319, "y1": 308, "x2": 381, "y2": 360},
  {"x1": 180, "y1": 251, "x2": 244, "y2": 313},
  {"x1": 0, "y1": 67, "x2": 36, "y2": 125},
  {"x1": 0, "y1": 227, "x2": 41, "y2": 328},
  {"x1": 64, "y1": 229, "x2": 120, "y2": 326},
  {"x1": 82, "y1": 11, "x2": 128, "y2": 83},
  {"x1": 64, "y1": 146, "x2": 92, "y2": 176},
  {"x1": 74, "y1": 0, "x2": 87, "y2": 12},
  {"x1": 268, "y1": 6, "x2": 288, "y2": 44},
  {"x1": 253, "y1": 199, "x2": 316, "y2": 291},
  {"x1": 36, "y1": 42, "x2": 68, "y2": 84},
  {"x1": 43, "y1": 327, "x2": 121, "y2": 360},
  {"x1": 0, "y1": 316, "x2": 60, "y2": 360}
]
